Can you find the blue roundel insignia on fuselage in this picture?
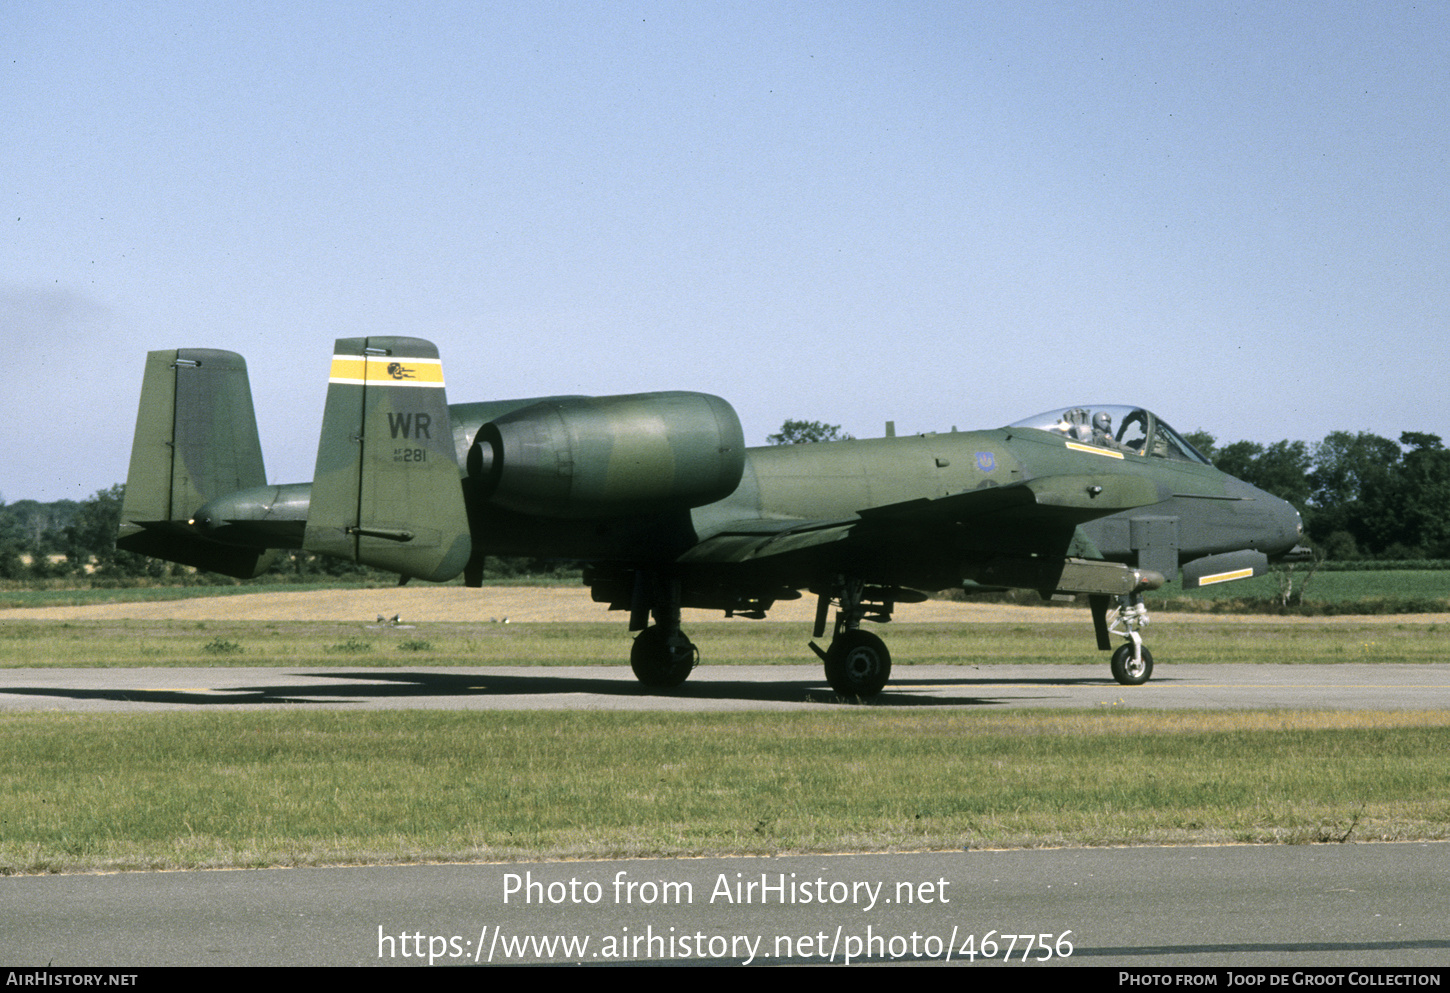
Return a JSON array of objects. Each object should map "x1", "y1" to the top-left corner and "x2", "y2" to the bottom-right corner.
[{"x1": 975, "y1": 451, "x2": 996, "y2": 472}]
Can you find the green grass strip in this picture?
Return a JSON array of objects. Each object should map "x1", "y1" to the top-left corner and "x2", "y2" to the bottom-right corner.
[
  {"x1": 3, "y1": 709, "x2": 1447, "y2": 874},
  {"x1": 2, "y1": 618, "x2": 1447, "y2": 668}
]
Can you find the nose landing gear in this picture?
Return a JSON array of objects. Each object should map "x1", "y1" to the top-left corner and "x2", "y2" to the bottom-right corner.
[{"x1": 1104, "y1": 591, "x2": 1153, "y2": 685}]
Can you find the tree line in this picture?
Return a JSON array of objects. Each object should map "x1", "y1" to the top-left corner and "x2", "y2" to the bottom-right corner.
[{"x1": 2, "y1": 423, "x2": 1446, "y2": 581}]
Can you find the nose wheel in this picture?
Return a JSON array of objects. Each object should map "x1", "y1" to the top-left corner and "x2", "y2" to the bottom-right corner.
[{"x1": 1110, "y1": 643, "x2": 1153, "y2": 685}]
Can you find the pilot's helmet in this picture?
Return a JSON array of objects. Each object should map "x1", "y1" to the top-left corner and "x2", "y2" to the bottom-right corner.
[{"x1": 1092, "y1": 411, "x2": 1113, "y2": 435}]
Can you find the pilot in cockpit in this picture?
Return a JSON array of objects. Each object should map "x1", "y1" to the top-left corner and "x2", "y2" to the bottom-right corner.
[{"x1": 1092, "y1": 410, "x2": 1124, "y2": 451}]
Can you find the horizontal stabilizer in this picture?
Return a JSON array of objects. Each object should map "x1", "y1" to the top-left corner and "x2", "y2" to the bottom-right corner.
[{"x1": 116, "y1": 523, "x2": 278, "y2": 578}]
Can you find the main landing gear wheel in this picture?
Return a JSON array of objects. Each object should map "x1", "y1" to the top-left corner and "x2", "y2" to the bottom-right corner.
[
  {"x1": 630, "y1": 625, "x2": 698, "y2": 689},
  {"x1": 1110, "y1": 644, "x2": 1153, "y2": 686},
  {"x1": 824, "y1": 630, "x2": 892, "y2": 699}
]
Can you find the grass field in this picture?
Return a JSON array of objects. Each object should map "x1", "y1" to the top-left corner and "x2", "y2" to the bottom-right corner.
[
  {"x1": 1146, "y1": 568, "x2": 1450, "y2": 614},
  {"x1": 0, "y1": 616, "x2": 1445, "y2": 668},
  {"x1": 1, "y1": 613, "x2": 1448, "y2": 874},
  {"x1": 2, "y1": 708, "x2": 1447, "y2": 875}
]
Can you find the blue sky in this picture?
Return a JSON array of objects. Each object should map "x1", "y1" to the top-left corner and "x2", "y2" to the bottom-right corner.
[{"x1": 6, "y1": 1, "x2": 1447, "y2": 502}]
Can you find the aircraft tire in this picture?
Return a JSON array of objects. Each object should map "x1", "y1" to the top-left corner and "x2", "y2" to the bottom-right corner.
[
  {"x1": 1110, "y1": 644, "x2": 1153, "y2": 685},
  {"x1": 630, "y1": 625, "x2": 697, "y2": 689},
  {"x1": 824, "y1": 630, "x2": 891, "y2": 699}
]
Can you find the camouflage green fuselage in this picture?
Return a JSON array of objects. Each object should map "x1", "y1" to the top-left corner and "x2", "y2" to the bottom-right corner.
[{"x1": 462, "y1": 410, "x2": 1300, "y2": 596}]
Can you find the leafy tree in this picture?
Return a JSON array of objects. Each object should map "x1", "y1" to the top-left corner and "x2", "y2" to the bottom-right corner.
[
  {"x1": 1317, "y1": 530, "x2": 1360, "y2": 560},
  {"x1": 0, "y1": 496, "x2": 22, "y2": 547},
  {"x1": 767, "y1": 419, "x2": 853, "y2": 445},
  {"x1": 63, "y1": 484, "x2": 145, "y2": 576},
  {"x1": 0, "y1": 496, "x2": 26, "y2": 579},
  {"x1": 1307, "y1": 431, "x2": 1402, "y2": 555},
  {"x1": 1212, "y1": 439, "x2": 1312, "y2": 510},
  {"x1": 1394, "y1": 432, "x2": 1450, "y2": 557},
  {"x1": 1308, "y1": 432, "x2": 1399, "y2": 513},
  {"x1": 3, "y1": 498, "x2": 77, "y2": 556},
  {"x1": 1182, "y1": 430, "x2": 1216, "y2": 460}
]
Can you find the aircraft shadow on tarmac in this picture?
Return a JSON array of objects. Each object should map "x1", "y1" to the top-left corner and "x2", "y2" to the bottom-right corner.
[{"x1": 1, "y1": 669, "x2": 1139, "y2": 709}]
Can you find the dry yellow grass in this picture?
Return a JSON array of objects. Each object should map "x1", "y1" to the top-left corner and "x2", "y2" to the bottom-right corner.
[
  {"x1": 7, "y1": 585, "x2": 1447, "y2": 626},
  {"x1": 0, "y1": 586, "x2": 1060, "y2": 624}
]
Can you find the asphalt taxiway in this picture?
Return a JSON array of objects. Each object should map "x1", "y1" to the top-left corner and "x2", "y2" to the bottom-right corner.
[{"x1": 2, "y1": 662, "x2": 1448, "y2": 711}]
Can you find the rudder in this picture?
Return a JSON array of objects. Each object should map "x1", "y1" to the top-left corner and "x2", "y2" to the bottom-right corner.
[{"x1": 302, "y1": 337, "x2": 471, "y2": 582}]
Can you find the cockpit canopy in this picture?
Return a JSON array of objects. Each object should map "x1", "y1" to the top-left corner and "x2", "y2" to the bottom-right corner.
[{"x1": 1010, "y1": 406, "x2": 1212, "y2": 465}]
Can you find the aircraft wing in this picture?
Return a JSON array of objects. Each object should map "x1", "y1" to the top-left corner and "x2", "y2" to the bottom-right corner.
[
  {"x1": 859, "y1": 472, "x2": 1165, "y2": 527},
  {"x1": 676, "y1": 517, "x2": 860, "y2": 564},
  {"x1": 680, "y1": 473, "x2": 1166, "y2": 566}
]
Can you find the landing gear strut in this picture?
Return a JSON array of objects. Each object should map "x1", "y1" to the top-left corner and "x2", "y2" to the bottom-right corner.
[
  {"x1": 1105, "y1": 591, "x2": 1153, "y2": 685},
  {"x1": 628, "y1": 573, "x2": 698, "y2": 689},
  {"x1": 812, "y1": 577, "x2": 892, "y2": 698}
]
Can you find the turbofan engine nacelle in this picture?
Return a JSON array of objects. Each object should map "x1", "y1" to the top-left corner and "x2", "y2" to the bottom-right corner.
[{"x1": 468, "y1": 392, "x2": 746, "y2": 519}]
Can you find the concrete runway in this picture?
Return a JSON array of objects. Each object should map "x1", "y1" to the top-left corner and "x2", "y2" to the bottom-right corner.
[
  {"x1": 4, "y1": 845, "x2": 1448, "y2": 967},
  {"x1": 2, "y1": 662, "x2": 1449, "y2": 711}
]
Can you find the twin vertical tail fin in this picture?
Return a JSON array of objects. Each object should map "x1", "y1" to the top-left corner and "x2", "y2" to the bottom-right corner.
[
  {"x1": 116, "y1": 349, "x2": 279, "y2": 578},
  {"x1": 117, "y1": 338, "x2": 472, "y2": 583},
  {"x1": 302, "y1": 337, "x2": 471, "y2": 583}
]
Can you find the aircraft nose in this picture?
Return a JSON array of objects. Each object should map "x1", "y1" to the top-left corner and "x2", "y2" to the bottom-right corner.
[
  {"x1": 1268, "y1": 493, "x2": 1305, "y2": 557},
  {"x1": 1223, "y1": 477, "x2": 1304, "y2": 557}
]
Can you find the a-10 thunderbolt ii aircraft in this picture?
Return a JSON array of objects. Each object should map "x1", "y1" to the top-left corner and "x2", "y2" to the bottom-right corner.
[{"x1": 117, "y1": 337, "x2": 1306, "y2": 698}]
